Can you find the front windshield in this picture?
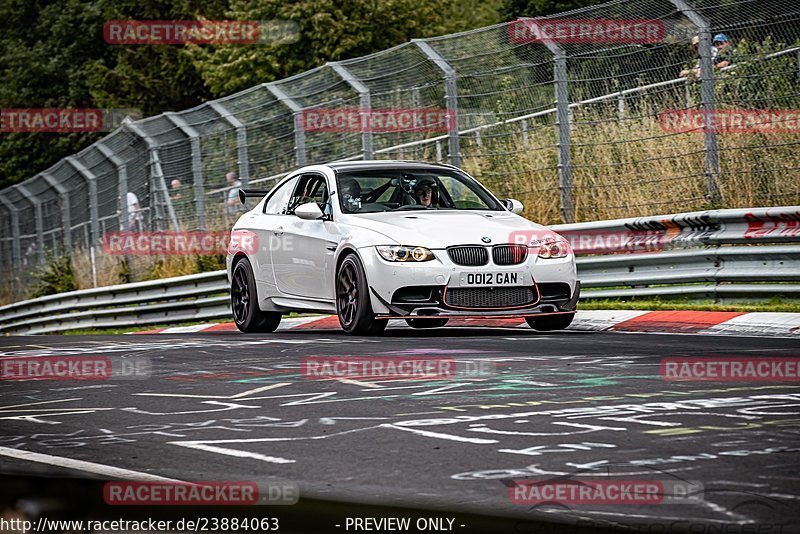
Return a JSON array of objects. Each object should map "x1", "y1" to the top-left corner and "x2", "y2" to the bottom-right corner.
[{"x1": 336, "y1": 168, "x2": 503, "y2": 214}]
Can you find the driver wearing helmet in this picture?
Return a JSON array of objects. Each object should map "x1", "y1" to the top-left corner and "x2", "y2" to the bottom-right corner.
[{"x1": 412, "y1": 177, "x2": 438, "y2": 208}]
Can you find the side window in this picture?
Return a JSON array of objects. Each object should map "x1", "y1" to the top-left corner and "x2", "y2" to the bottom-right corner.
[
  {"x1": 263, "y1": 178, "x2": 296, "y2": 214},
  {"x1": 287, "y1": 174, "x2": 328, "y2": 215}
]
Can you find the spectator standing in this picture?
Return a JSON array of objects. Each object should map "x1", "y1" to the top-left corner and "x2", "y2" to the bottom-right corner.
[
  {"x1": 126, "y1": 191, "x2": 143, "y2": 232},
  {"x1": 170, "y1": 179, "x2": 191, "y2": 225},
  {"x1": 680, "y1": 35, "x2": 701, "y2": 78},
  {"x1": 225, "y1": 171, "x2": 242, "y2": 218},
  {"x1": 713, "y1": 34, "x2": 734, "y2": 69}
]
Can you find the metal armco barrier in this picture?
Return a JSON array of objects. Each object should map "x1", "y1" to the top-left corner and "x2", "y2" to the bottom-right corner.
[{"x1": 0, "y1": 206, "x2": 798, "y2": 335}]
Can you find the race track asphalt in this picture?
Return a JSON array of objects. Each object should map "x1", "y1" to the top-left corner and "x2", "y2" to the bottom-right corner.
[{"x1": 0, "y1": 327, "x2": 798, "y2": 533}]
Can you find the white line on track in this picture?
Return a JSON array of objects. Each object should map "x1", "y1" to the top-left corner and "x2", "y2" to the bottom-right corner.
[
  {"x1": 381, "y1": 423, "x2": 498, "y2": 444},
  {"x1": 0, "y1": 446, "x2": 182, "y2": 482},
  {"x1": 171, "y1": 443, "x2": 295, "y2": 464},
  {"x1": 134, "y1": 383, "x2": 291, "y2": 400}
]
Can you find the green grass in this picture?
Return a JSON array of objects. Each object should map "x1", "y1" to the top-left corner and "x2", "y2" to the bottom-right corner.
[
  {"x1": 60, "y1": 313, "x2": 325, "y2": 335},
  {"x1": 54, "y1": 300, "x2": 800, "y2": 335},
  {"x1": 579, "y1": 297, "x2": 800, "y2": 313},
  {"x1": 61, "y1": 320, "x2": 221, "y2": 336}
]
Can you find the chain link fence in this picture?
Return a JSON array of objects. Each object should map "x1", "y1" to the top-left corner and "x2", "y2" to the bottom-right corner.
[{"x1": 1, "y1": 0, "x2": 799, "y2": 299}]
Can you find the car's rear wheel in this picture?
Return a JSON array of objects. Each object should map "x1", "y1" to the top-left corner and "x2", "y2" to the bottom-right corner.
[
  {"x1": 525, "y1": 313, "x2": 574, "y2": 331},
  {"x1": 336, "y1": 254, "x2": 387, "y2": 336},
  {"x1": 231, "y1": 258, "x2": 282, "y2": 333},
  {"x1": 405, "y1": 318, "x2": 449, "y2": 329}
]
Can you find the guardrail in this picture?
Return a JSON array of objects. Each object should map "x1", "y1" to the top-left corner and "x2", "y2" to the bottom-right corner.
[{"x1": 0, "y1": 206, "x2": 798, "y2": 334}]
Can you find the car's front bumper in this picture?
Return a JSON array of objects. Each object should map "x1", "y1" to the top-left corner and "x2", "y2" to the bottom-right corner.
[
  {"x1": 370, "y1": 282, "x2": 580, "y2": 319},
  {"x1": 358, "y1": 245, "x2": 579, "y2": 318}
]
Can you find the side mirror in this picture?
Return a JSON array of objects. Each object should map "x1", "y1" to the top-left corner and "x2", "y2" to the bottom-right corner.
[
  {"x1": 295, "y1": 202, "x2": 324, "y2": 220},
  {"x1": 502, "y1": 198, "x2": 524, "y2": 214}
]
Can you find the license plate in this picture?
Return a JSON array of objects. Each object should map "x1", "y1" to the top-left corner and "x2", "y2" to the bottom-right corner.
[{"x1": 457, "y1": 272, "x2": 523, "y2": 287}]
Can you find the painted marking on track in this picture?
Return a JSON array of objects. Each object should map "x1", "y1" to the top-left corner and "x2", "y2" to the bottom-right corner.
[
  {"x1": 335, "y1": 378, "x2": 384, "y2": 388},
  {"x1": 134, "y1": 383, "x2": 291, "y2": 400},
  {"x1": 381, "y1": 423, "x2": 497, "y2": 444},
  {"x1": 395, "y1": 411, "x2": 447, "y2": 416},
  {"x1": 122, "y1": 401, "x2": 262, "y2": 416},
  {"x1": 169, "y1": 426, "x2": 382, "y2": 463},
  {"x1": 0, "y1": 446, "x2": 183, "y2": 482},
  {"x1": 0, "y1": 398, "x2": 85, "y2": 410},
  {"x1": 171, "y1": 443, "x2": 295, "y2": 464},
  {"x1": 0, "y1": 411, "x2": 112, "y2": 423},
  {"x1": 0, "y1": 408, "x2": 116, "y2": 415}
]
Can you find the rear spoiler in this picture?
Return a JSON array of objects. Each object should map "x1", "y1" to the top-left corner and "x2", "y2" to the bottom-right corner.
[{"x1": 238, "y1": 189, "x2": 271, "y2": 205}]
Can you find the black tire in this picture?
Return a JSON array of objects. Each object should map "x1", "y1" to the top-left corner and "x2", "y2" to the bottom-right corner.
[
  {"x1": 525, "y1": 313, "x2": 574, "y2": 331},
  {"x1": 231, "y1": 258, "x2": 282, "y2": 333},
  {"x1": 336, "y1": 254, "x2": 387, "y2": 335},
  {"x1": 405, "y1": 318, "x2": 449, "y2": 329}
]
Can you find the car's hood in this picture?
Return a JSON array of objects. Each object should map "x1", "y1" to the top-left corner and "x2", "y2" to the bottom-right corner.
[{"x1": 343, "y1": 210, "x2": 552, "y2": 248}]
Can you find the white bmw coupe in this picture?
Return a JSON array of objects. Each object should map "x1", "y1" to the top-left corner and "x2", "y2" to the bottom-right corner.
[{"x1": 227, "y1": 161, "x2": 579, "y2": 335}]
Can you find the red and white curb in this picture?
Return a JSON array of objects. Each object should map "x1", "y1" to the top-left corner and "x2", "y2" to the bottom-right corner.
[{"x1": 132, "y1": 310, "x2": 800, "y2": 338}]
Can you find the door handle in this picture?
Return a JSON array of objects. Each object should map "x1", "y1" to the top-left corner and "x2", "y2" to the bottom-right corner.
[{"x1": 272, "y1": 226, "x2": 284, "y2": 236}]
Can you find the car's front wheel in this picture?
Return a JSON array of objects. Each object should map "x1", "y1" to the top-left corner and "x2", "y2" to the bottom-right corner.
[
  {"x1": 336, "y1": 254, "x2": 387, "y2": 336},
  {"x1": 525, "y1": 313, "x2": 574, "y2": 331},
  {"x1": 405, "y1": 318, "x2": 449, "y2": 329},
  {"x1": 231, "y1": 258, "x2": 282, "y2": 333}
]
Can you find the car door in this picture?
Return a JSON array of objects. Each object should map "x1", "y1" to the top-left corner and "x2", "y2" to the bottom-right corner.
[
  {"x1": 244, "y1": 176, "x2": 296, "y2": 288},
  {"x1": 271, "y1": 173, "x2": 341, "y2": 300}
]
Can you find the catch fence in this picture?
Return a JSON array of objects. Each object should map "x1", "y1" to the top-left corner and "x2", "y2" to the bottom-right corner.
[{"x1": 1, "y1": 0, "x2": 799, "y2": 299}]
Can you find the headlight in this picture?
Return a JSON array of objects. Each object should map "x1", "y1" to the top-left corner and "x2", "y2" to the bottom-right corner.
[
  {"x1": 537, "y1": 238, "x2": 570, "y2": 259},
  {"x1": 376, "y1": 245, "x2": 435, "y2": 262}
]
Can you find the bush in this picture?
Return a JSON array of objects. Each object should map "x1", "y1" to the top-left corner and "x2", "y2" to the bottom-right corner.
[{"x1": 29, "y1": 254, "x2": 78, "y2": 299}]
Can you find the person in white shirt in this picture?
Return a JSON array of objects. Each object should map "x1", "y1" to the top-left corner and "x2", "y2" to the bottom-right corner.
[
  {"x1": 226, "y1": 171, "x2": 242, "y2": 217},
  {"x1": 127, "y1": 191, "x2": 142, "y2": 232}
]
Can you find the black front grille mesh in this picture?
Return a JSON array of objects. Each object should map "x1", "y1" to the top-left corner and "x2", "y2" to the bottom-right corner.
[
  {"x1": 493, "y1": 244, "x2": 528, "y2": 265},
  {"x1": 447, "y1": 246, "x2": 489, "y2": 266},
  {"x1": 445, "y1": 287, "x2": 536, "y2": 308}
]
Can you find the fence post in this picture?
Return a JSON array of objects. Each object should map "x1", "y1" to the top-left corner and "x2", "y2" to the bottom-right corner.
[
  {"x1": 543, "y1": 41, "x2": 574, "y2": 223},
  {"x1": 123, "y1": 121, "x2": 180, "y2": 231},
  {"x1": 668, "y1": 0, "x2": 721, "y2": 205},
  {"x1": 413, "y1": 39, "x2": 460, "y2": 166},
  {"x1": 329, "y1": 62, "x2": 373, "y2": 159},
  {"x1": 209, "y1": 101, "x2": 250, "y2": 188},
  {"x1": 41, "y1": 172, "x2": 72, "y2": 253},
  {"x1": 95, "y1": 142, "x2": 128, "y2": 231},
  {"x1": 521, "y1": 119, "x2": 529, "y2": 146},
  {"x1": 265, "y1": 83, "x2": 306, "y2": 166},
  {"x1": 0, "y1": 193, "x2": 21, "y2": 272},
  {"x1": 165, "y1": 112, "x2": 205, "y2": 230},
  {"x1": 66, "y1": 156, "x2": 100, "y2": 249},
  {"x1": 14, "y1": 184, "x2": 44, "y2": 265}
]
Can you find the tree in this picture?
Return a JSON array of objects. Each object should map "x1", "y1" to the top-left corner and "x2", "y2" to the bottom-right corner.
[
  {"x1": 187, "y1": 0, "x2": 503, "y2": 98},
  {"x1": 501, "y1": 0, "x2": 608, "y2": 20},
  {"x1": 1, "y1": 0, "x2": 503, "y2": 190},
  {"x1": 0, "y1": 0, "x2": 227, "y2": 190}
]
